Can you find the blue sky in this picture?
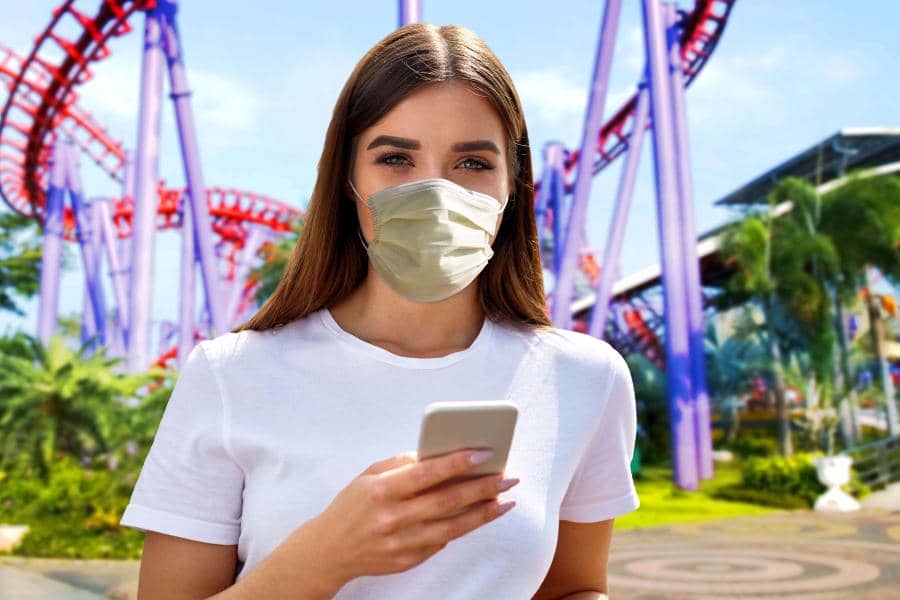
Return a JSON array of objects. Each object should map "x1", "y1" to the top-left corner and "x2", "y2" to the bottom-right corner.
[{"x1": 1, "y1": 0, "x2": 898, "y2": 341}]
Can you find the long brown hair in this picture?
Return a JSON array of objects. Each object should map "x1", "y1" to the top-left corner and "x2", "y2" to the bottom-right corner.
[{"x1": 233, "y1": 23, "x2": 552, "y2": 334}]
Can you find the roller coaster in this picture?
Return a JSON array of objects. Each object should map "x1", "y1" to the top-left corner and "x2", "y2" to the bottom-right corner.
[{"x1": 0, "y1": 0, "x2": 737, "y2": 489}]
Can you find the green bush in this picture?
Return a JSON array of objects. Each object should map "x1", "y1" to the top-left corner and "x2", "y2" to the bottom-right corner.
[
  {"x1": 711, "y1": 451, "x2": 870, "y2": 508},
  {"x1": 740, "y1": 452, "x2": 824, "y2": 505},
  {"x1": 718, "y1": 429, "x2": 779, "y2": 458},
  {"x1": 712, "y1": 484, "x2": 810, "y2": 509},
  {"x1": 0, "y1": 454, "x2": 144, "y2": 558}
]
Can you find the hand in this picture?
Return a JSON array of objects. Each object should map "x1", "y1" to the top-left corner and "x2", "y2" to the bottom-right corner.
[{"x1": 314, "y1": 448, "x2": 519, "y2": 582}]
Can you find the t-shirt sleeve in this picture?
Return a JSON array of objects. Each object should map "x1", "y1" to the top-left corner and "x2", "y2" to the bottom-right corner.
[
  {"x1": 559, "y1": 347, "x2": 640, "y2": 522},
  {"x1": 119, "y1": 341, "x2": 244, "y2": 544}
]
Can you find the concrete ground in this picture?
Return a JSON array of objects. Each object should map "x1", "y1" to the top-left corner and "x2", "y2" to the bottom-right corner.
[{"x1": 1, "y1": 483, "x2": 897, "y2": 599}]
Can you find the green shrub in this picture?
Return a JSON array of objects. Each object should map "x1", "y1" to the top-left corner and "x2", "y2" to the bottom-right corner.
[
  {"x1": 740, "y1": 452, "x2": 824, "y2": 505},
  {"x1": 712, "y1": 484, "x2": 810, "y2": 509},
  {"x1": 711, "y1": 451, "x2": 870, "y2": 508},
  {"x1": 0, "y1": 454, "x2": 144, "y2": 558},
  {"x1": 718, "y1": 429, "x2": 779, "y2": 458}
]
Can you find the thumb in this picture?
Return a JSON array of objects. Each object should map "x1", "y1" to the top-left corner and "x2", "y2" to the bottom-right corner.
[{"x1": 363, "y1": 450, "x2": 418, "y2": 475}]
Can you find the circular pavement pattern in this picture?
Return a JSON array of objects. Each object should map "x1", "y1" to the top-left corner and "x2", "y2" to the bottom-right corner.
[
  {"x1": 610, "y1": 549, "x2": 879, "y2": 594},
  {"x1": 608, "y1": 509, "x2": 900, "y2": 598}
]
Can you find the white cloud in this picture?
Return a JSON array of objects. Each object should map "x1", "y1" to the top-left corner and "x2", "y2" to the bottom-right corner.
[
  {"x1": 619, "y1": 25, "x2": 644, "y2": 71},
  {"x1": 685, "y1": 46, "x2": 787, "y2": 127},
  {"x1": 75, "y1": 59, "x2": 265, "y2": 154},
  {"x1": 189, "y1": 69, "x2": 265, "y2": 150},
  {"x1": 514, "y1": 66, "x2": 632, "y2": 131},
  {"x1": 821, "y1": 53, "x2": 865, "y2": 85}
]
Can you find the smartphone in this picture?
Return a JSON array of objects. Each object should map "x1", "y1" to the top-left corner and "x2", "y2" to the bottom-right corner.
[{"x1": 416, "y1": 400, "x2": 519, "y2": 519}]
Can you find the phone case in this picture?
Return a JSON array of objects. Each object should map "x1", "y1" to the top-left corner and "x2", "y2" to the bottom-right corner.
[{"x1": 416, "y1": 400, "x2": 519, "y2": 519}]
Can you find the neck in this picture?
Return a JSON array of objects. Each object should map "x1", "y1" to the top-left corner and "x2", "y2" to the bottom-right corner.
[{"x1": 328, "y1": 268, "x2": 486, "y2": 358}]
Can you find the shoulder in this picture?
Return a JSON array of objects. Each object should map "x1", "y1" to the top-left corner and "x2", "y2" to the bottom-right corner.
[
  {"x1": 193, "y1": 312, "x2": 322, "y2": 372},
  {"x1": 527, "y1": 324, "x2": 630, "y2": 389}
]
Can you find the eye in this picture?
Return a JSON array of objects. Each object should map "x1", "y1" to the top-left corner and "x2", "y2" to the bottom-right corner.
[
  {"x1": 376, "y1": 153, "x2": 411, "y2": 167},
  {"x1": 459, "y1": 157, "x2": 494, "y2": 170}
]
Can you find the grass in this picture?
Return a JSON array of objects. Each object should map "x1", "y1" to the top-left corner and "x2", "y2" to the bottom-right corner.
[{"x1": 614, "y1": 461, "x2": 778, "y2": 530}]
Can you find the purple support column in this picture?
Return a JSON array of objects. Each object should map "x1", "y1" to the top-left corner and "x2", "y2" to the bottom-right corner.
[
  {"x1": 665, "y1": 3, "x2": 713, "y2": 480},
  {"x1": 544, "y1": 142, "x2": 566, "y2": 278},
  {"x1": 81, "y1": 198, "x2": 106, "y2": 355},
  {"x1": 115, "y1": 150, "x2": 135, "y2": 352},
  {"x1": 81, "y1": 262, "x2": 97, "y2": 348},
  {"x1": 589, "y1": 84, "x2": 650, "y2": 339},
  {"x1": 398, "y1": 0, "x2": 422, "y2": 27},
  {"x1": 66, "y1": 142, "x2": 107, "y2": 346},
  {"x1": 97, "y1": 199, "x2": 129, "y2": 357},
  {"x1": 127, "y1": 7, "x2": 165, "y2": 372},
  {"x1": 36, "y1": 142, "x2": 67, "y2": 345},
  {"x1": 641, "y1": 0, "x2": 698, "y2": 490},
  {"x1": 178, "y1": 195, "x2": 195, "y2": 368},
  {"x1": 159, "y1": 2, "x2": 227, "y2": 338},
  {"x1": 225, "y1": 226, "x2": 270, "y2": 325},
  {"x1": 158, "y1": 319, "x2": 178, "y2": 358},
  {"x1": 535, "y1": 146, "x2": 553, "y2": 249},
  {"x1": 551, "y1": 0, "x2": 623, "y2": 329}
]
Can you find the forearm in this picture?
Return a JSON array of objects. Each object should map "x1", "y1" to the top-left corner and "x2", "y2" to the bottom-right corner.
[{"x1": 210, "y1": 516, "x2": 350, "y2": 600}]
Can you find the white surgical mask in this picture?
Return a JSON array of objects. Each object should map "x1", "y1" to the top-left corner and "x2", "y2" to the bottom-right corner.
[{"x1": 349, "y1": 177, "x2": 509, "y2": 303}]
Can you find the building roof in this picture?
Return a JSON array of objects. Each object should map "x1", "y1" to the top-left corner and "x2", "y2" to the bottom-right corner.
[
  {"x1": 573, "y1": 127, "x2": 900, "y2": 307},
  {"x1": 715, "y1": 128, "x2": 900, "y2": 206}
]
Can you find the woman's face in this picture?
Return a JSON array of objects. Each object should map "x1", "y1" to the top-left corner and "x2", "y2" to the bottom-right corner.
[{"x1": 349, "y1": 79, "x2": 511, "y2": 246}]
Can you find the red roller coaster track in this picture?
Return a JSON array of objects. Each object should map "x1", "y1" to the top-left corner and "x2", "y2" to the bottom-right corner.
[
  {"x1": 0, "y1": 0, "x2": 735, "y2": 367},
  {"x1": 537, "y1": 0, "x2": 735, "y2": 194},
  {"x1": 0, "y1": 0, "x2": 302, "y2": 277}
]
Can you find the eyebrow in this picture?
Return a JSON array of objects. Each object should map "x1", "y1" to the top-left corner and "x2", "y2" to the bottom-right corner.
[{"x1": 366, "y1": 135, "x2": 501, "y2": 155}]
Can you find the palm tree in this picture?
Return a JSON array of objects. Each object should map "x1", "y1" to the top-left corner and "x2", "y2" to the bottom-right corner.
[
  {"x1": 819, "y1": 174, "x2": 900, "y2": 431},
  {"x1": 0, "y1": 332, "x2": 162, "y2": 478},
  {"x1": 704, "y1": 313, "x2": 770, "y2": 442},
  {"x1": 718, "y1": 177, "x2": 841, "y2": 456},
  {"x1": 625, "y1": 353, "x2": 667, "y2": 464}
]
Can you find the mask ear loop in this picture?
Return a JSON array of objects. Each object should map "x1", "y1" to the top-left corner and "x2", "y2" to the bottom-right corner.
[
  {"x1": 357, "y1": 226, "x2": 369, "y2": 251},
  {"x1": 348, "y1": 177, "x2": 371, "y2": 251},
  {"x1": 497, "y1": 194, "x2": 510, "y2": 214}
]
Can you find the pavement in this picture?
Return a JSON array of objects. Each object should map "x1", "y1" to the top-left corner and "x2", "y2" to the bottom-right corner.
[{"x1": 0, "y1": 482, "x2": 898, "y2": 599}]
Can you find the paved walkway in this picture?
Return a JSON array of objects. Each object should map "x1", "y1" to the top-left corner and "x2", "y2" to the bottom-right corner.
[{"x1": 1, "y1": 484, "x2": 897, "y2": 599}]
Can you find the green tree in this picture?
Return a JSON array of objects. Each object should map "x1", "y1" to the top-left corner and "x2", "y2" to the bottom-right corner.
[
  {"x1": 718, "y1": 177, "x2": 840, "y2": 456},
  {"x1": 626, "y1": 353, "x2": 667, "y2": 464},
  {"x1": 704, "y1": 313, "x2": 770, "y2": 442},
  {"x1": 251, "y1": 216, "x2": 305, "y2": 305},
  {"x1": 819, "y1": 174, "x2": 900, "y2": 295},
  {"x1": 0, "y1": 333, "x2": 163, "y2": 478},
  {"x1": 0, "y1": 211, "x2": 43, "y2": 315},
  {"x1": 818, "y1": 174, "x2": 900, "y2": 419}
]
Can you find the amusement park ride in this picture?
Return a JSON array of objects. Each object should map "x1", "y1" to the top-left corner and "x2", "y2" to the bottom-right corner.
[{"x1": 0, "y1": 0, "x2": 738, "y2": 489}]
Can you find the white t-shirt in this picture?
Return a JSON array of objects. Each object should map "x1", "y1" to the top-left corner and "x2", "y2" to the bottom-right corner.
[{"x1": 120, "y1": 307, "x2": 639, "y2": 597}]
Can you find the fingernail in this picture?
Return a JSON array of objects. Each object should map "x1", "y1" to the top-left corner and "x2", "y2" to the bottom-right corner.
[
  {"x1": 498, "y1": 500, "x2": 516, "y2": 515},
  {"x1": 469, "y1": 449, "x2": 494, "y2": 465},
  {"x1": 497, "y1": 477, "x2": 519, "y2": 492}
]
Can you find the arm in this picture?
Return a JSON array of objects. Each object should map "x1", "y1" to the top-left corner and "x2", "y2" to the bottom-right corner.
[
  {"x1": 531, "y1": 519, "x2": 614, "y2": 600},
  {"x1": 212, "y1": 515, "x2": 348, "y2": 599},
  {"x1": 136, "y1": 516, "x2": 349, "y2": 599},
  {"x1": 135, "y1": 532, "x2": 238, "y2": 599}
]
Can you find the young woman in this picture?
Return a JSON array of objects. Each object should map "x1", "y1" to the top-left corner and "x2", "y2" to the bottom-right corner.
[{"x1": 120, "y1": 22, "x2": 639, "y2": 600}]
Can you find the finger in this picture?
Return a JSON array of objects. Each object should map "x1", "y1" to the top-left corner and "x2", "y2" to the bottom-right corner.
[
  {"x1": 402, "y1": 472, "x2": 508, "y2": 527},
  {"x1": 379, "y1": 448, "x2": 492, "y2": 500},
  {"x1": 404, "y1": 497, "x2": 510, "y2": 549}
]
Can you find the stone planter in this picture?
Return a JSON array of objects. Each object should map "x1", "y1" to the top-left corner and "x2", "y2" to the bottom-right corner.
[
  {"x1": 0, "y1": 524, "x2": 29, "y2": 552},
  {"x1": 813, "y1": 454, "x2": 860, "y2": 512}
]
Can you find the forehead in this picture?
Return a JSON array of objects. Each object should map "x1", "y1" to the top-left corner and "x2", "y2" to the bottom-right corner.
[{"x1": 363, "y1": 81, "x2": 506, "y2": 151}]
